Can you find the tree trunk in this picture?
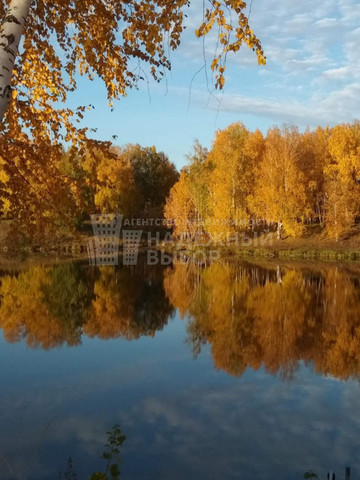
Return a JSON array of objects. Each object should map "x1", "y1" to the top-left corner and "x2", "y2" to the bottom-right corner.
[{"x1": 0, "y1": 0, "x2": 32, "y2": 122}]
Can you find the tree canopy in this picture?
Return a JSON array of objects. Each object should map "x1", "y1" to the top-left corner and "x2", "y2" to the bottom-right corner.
[
  {"x1": 0, "y1": 0, "x2": 264, "y2": 237},
  {"x1": 165, "y1": 122, "x2": 360, "y2": 240}
]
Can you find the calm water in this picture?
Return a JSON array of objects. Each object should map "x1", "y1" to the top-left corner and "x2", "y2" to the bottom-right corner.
[{"x1": 0, "y1": 258, "x2": 360, "y2": 479}]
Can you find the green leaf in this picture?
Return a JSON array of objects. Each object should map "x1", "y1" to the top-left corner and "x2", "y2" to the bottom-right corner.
[
  {"x1": 88, "y1": 472, "x2": 107, "y2": 480},
  {"x1": 110, "y1": 463, "x2": 120, "y2": 479},
  {"x1": 304, "y1": 471, "x2": 318, "y2": 479}
]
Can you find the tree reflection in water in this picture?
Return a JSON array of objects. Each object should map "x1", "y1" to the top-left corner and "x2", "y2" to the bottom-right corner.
[
  {"x1": 0, "y1": 258, "x2": 174, "y2": 348},
  {"x1": 1, "y1": 259, "x2": 360, "y2": 381},
  {"x1": 164, "y1": 261, "x2": 360, "y2": 380}
]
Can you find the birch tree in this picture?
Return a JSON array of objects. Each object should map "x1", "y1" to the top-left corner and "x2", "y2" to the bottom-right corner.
[
  {"x1": 0, "y1": 0, "x2": 31, "y2": 120},
  {"x1": 0, "y1": 0, "x2": 264, "y2": 237}
]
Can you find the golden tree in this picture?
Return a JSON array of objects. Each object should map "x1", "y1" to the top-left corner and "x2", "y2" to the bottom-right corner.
[
  {"x1": 94, "y1": 151, "x2": 138, "y2": 216},
  {"x1": 206, "y1": 122, "x2": 252, "y2": 236},
  {"x1": 325, "y1": 122, "x2": 360, "y2": 239},
  {"x1": 299, "y1": 127, "x2": 330, "y2": 224},
  {"x1": 251, "y1": 126, "x2": 309, "y2": 237},
  {"x1": 164, "y1": 169, "x2": 197, "y2": 238},
  {"x1": 0, "y1": 0, "x2": 264, "y2": 237},
  {"x1": 184, "y1": 140, "x2": 212, "y2": 233}
]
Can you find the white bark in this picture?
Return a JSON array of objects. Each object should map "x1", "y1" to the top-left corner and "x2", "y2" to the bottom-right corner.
[{"x1": 0, "y1": 0, "x2": 32, "y2": 122}]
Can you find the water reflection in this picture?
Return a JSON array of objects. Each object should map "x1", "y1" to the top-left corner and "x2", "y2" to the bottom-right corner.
[
  {"x1": 1, "y1": 259, "x2": 360, "y2": 380},
  {"x1": 1, "y1": 259, "x2": 360, "y2": 479},
  {"x1": 0, "y1": 259, "x2": 174, "y2": 348},
  {"x1": 165, "y1": 261, "x2": 360, "y2": 380}
]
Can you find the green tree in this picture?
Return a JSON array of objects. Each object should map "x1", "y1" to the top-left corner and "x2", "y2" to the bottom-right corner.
[{"x1": 125, "y1": 144, "x2": 179, "y2": 216}]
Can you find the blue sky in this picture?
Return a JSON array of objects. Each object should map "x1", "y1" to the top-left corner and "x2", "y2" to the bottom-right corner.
[{"x1": 69, "y1": 0, "x2": 360, "y2": 170}]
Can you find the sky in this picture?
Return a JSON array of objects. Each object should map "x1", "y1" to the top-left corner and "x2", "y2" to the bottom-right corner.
[{"x1": 69, "y1": 0, "x2": 360, "y2": 170}]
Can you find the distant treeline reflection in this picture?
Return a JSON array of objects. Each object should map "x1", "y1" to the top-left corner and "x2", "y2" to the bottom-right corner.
[
  {"x1": 0, "y1": 259, "x2": 174, "y2": 348},
  {"x1": 1, "y1": 260, "x2": 360, "y2": 380}
]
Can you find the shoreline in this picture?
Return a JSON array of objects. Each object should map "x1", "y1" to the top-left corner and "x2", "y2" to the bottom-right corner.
[
  {"x1": 0, "y1": 225, "x2": 360, "y2": 263},
  {"x1": 162, "y1": 243, "x2": 360, "y2": 262},
  {"x1": 160, "y1": 231, "x2": 360, "y2": 262},
  {"x1": 0, "y1": 242, "x2": 359, "y2": 266}
]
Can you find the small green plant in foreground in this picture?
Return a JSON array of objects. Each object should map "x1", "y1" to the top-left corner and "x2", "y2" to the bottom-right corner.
[{"x1": 89, "y1": 424, "x2": 126, "y2": 480}]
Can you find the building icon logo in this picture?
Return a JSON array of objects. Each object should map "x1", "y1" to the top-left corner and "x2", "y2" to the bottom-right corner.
[
  {"x1": 88, "y1": 213, "x2": 123, "y2": 266},
  {"x1": 88, "y1": 213, "x2": 142, "y2": 266},
  {"x1": 122, "y1": 229, "x2": 142, "y2": 265}
]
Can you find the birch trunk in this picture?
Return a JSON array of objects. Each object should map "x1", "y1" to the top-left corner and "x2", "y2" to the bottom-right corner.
[{"x1": 0, "y1": 0, "x2": 32, "y2": 122}]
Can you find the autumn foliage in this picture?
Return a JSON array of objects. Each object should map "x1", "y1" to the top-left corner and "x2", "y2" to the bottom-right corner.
[
  {"x1": 1, "y1": 260, "x2": 360, "y2": 382},
  {"x1": 165, "y1": 122, "x2": 360, "y2": 240},
  {"x1": 165, "y1": 261, "x2": 360, "y2": 380},
  {"x1": 0, "y1": 0, "x2": 264, "y2": 239},
  {"x1": 0, "y1": 143, "x2": 178, "y2": 243},
  {"x1": 0, "y1": 260, "x2": 173, "y2": 348}
]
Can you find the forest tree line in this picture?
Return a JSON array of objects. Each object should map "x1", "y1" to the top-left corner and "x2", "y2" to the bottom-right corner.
[
  {"x1": 1, "y1": 120, "x2": 360, "y2": 243},
  {"x1": 0, "y1": 142, "x2": 178, "y2": 242},
  {"x1": 165, "y1": 122, "x2": 360, "y2": 241}
]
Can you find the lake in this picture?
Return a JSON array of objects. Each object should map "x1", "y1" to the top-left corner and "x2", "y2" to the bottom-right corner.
[{"x1": 0, "y1": 258, "x2": 360, "y2": 480}]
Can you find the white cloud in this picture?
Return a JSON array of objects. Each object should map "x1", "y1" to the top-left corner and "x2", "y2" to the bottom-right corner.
[
  {"x1": 314, "y1": 17, "x2": 338, "y2": 28},
  {"x1": 322, "y1": 66, "x2": 351, "y2": 79},
  {"x1": 175, "y1": 0, "x2": 360, "y2": 128}
]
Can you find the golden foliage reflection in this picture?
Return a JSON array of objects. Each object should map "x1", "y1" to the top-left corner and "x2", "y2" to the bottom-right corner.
[
  {"x1": 1, "y1": 260, "x2": 360, "y2": 383},
  {"x1": 164, "y1": 261, "x2": 360, "y2": 380}
]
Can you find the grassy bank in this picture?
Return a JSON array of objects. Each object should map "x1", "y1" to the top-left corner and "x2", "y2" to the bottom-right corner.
[
  {"x1": 1, "y1": 220, "x2": 360, "y2": 262},
  {"x1": 162, "y1": 228, "x2": 360, "y2": 262}
]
